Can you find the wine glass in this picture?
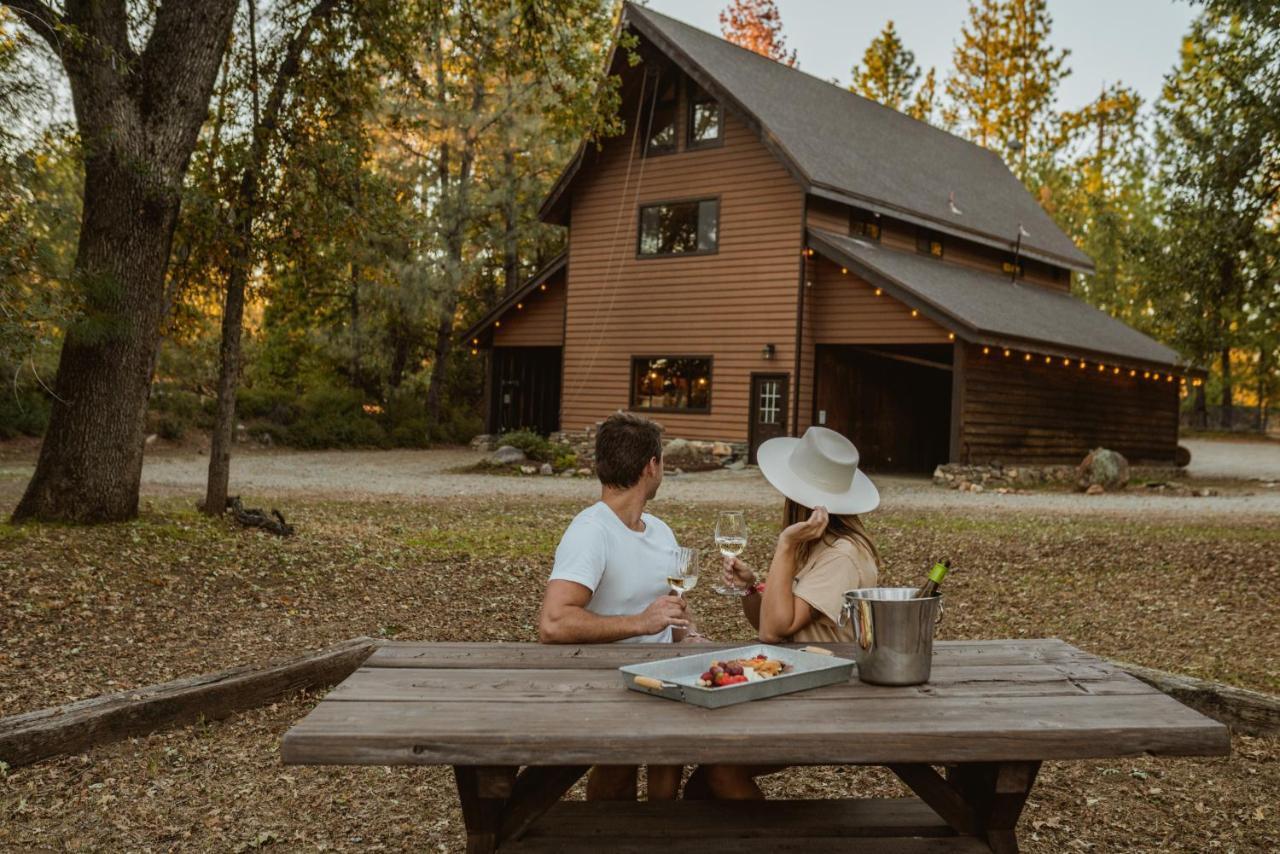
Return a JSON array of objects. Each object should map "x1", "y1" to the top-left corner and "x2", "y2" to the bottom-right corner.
[
  {"x1": 667, "y1": 546, "x2": 700, "y2": 598},
  {"x1": 713, "y1": 510, "x2": 749, "y2": 596}
]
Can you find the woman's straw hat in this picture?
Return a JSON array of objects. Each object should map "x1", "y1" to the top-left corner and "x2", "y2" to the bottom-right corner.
[{"x1": 756, "y1": 426, "x2": 880, "y2": 515}]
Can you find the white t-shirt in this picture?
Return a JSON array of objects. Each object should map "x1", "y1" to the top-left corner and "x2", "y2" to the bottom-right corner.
[{"x1": 549, "y1": 501, "x2": 679, "y2": 643}]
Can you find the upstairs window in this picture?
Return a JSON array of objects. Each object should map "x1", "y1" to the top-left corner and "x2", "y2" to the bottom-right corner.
[
  {"x1": 644, "y1": 76, "x2": 678, "y2": 156},
  {"x1": 917, "y1": 228, "x2": 944, "y2": 258},
  {"x1": 687, "y1": 82, "x2": 723, "y2": 147},
  {"x1": 850, "y1": 209, "x2": 881, "y2": 241},
  {"x1": 638, "y1": 198, "x2": 719, "y2": 256},
  {"x1": 631, "y1": 356, "x2": 712, "y2": 412}
]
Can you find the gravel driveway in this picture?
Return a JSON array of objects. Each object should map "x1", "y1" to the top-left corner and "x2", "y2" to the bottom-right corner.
[{"x1": 119, "y1": 443, "x2": 1280, "y2": 518}]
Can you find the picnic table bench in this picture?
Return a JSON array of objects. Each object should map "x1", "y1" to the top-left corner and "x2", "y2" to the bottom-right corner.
[{"x1": 282, "y1": 639, "x2": 1228, "y2": 853}]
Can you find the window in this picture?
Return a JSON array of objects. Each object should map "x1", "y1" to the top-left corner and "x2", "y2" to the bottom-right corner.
[
  {"x1": 644, "y1": 76, "x2": 678, "y2": 156},
  {"x1": 850, "y1": 209, "x2": 881, "y2": 241},
  {"x1": 631, "y1": 356, "x2": 712, "y2": 412},
  {"x1": 638, "y1": 198, "x2": 719, "y2": 256},
  {"x1": 757, "y1": 379, "x2": 782, "y2": 425},
  {"x1": 916, "y1": 228, "x2": 944, "y2": 258},
  {"x1": 687, "y1": 82, "x2": 722, "y2": 147},
  {"x1": 1001, "y1": 258, "x2": 1024, "y2": 277}
]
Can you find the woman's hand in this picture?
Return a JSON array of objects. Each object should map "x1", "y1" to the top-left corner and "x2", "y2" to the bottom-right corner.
[
  {"x1": 721, "y1": 555, "x2": 756, "y2": 592},
  {"x1": 779, "y1": 505, "x2": 829, "y2": 549}
]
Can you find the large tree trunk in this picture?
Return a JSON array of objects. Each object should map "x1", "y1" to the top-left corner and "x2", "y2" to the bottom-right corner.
[{"x1": 10, "y1": 0, "x2": 238, "y2": 523}]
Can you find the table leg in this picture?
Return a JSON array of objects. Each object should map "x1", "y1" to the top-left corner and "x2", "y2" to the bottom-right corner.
[
  {"x1": 947, "y1": 761, "x2": 1040, "y2": 854},
  {"x1": 452, "y1": 765, "x2": 589, "y2": 852}
]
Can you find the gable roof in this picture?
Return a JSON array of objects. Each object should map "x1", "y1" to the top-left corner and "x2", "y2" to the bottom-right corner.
[
  {"x1": 574, "y1": 3, "x2": 1091, "y2": 272},
  {"x1": 809, "y1": 229, "x2": 1186, "y2": 370},
  {"x1": 459, "y1": 252, "x2": 567, "y2": 345}
]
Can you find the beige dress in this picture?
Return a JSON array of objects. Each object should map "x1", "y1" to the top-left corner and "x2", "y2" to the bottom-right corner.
[{"x1": 788, "y1": 536, "x2": 878, "y2": 644}]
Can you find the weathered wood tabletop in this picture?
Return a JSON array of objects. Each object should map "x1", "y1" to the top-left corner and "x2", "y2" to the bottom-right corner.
[{"x1": 282, "y1": 639, "x2": 1228, "y2": 853}]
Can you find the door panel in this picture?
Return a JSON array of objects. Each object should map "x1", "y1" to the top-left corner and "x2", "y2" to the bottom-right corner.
[
  {"x1": 488, "y1": 347, "x2": 562, "y2": 435},
  {"x1": 748, "y1": 373, "x2": 789, "y2": 464}
]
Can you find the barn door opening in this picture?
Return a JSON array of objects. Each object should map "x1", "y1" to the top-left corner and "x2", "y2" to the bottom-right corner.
[
  {"x1": 488, "y1": 346, "x2": 562, "y2": 435},
  {"x1": 813, "y1": 344, "x2": 951, "y2": 473},
  {"x1": 748, "y1": 373, "x2": 789, "y2": 464}
]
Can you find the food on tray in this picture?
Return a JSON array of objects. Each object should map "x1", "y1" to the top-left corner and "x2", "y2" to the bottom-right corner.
[{"x1": 695, "y1": 654, "x2": 791, "y2": 688}]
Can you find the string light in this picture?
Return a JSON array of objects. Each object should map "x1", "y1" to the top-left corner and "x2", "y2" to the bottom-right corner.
[
  {"x1": 1166, "y1": 375, "x2": 1174, "y2": 382},
  {"x1": 1143, "y1": 371, "x2": 1150, "y2": 379},
  {"x1": 540, "y1": 283, "x2": 547, "y2": 291},
  {"x1": 495, "y1": 321, "x2": 501, "y2": 328},
  {"x1": 1024, "y1": 353, "x2": 1032, "y2": 362},
  {"x1": 841, "y1": 267, "x2": 848, "y2": 275},
  {"x1": 472, "y1": 338, "x2": 479, "y2": 345},
  {"x1": 910, "y1": 309, "x2": 919, "y2": 317},
  {"x1": 1098, "y1": 363, "x2": 1105, "y2": 372},
  {"x1": 874, "y1": 288, "x2": 882, "y2": 296},
  {"x1": 1129, "y1": 369, "x2": 1136, "y2": 377},
  {"x1": 517, "y1": 303, "x2": 523, "y2": 310},
  {"x1": 982, "y1": 346, "x2": 990, "y2": 355},
  {"x1": 1062, "y1": 358, "x2": 1070, "y2": 366},
  {"x1": 1003, "y1": 349, "x2": 1011, "y2": 358},
  {"x1": 1113, "y1": 366, "x2": 1120, "y2": 374},
  {"x1": 470, "y1": 348, "x2": 478, "y2": 356},
  {"x1": 1044, "y1": 356, "x2": 1051, "y2": 364},
  {"x1": 1153, "y1": 373, "x2": 1160, "y2": 381},
  {"x1": 1079, "y1": 361, "x2": 1086, "y2": 368},
  {"x1": 948, "y1": 332, "x2": 955, "y2": 341}
]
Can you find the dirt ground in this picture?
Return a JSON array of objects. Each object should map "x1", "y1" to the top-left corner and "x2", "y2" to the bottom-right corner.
[{"x1": 1, "y1": 448, "x2": 1278, "y2": 852}]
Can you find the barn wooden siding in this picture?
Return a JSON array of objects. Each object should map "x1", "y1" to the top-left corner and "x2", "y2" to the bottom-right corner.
[
  {"x1": 560, "y1": 62, "x2": 804, "y2": 441},
  {"x1": 796, "y1": 255, "x2": 951, "y2": 433},
  {"x1": 491, "y1": 268, "x2": 566, "y2": 347},
  {"x1": 958, "y1": 342, "x2": 1181, "y2": 465},
  {"x1": 805, "y1": 196, "x2": 1069, "y2": 292}
]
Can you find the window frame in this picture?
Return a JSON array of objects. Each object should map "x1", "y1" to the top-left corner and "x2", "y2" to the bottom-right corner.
[
  {"x1": 849, "y1": 208, "x2": 882, "y2": 242},
  {"x1": 642, "y1": 75, "x2": 680, "y2": 158},
  {"x1": 916, "y1": 227, "x2": 945, "y2": 258},
  {"x1": 685, "y1": 81, "x2": 724, "y2": 150},
  {"x1": 629, "y1": 354, "x2": 715, "y2": 415},
  {"x1": 635, "y1": 196, "x2": 721, "y2": 259}
]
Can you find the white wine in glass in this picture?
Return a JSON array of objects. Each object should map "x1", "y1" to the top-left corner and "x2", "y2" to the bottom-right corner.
[
  {"x1": 667, "y1": 546, "x2": 699, "y2": 597},
  {"x1": 713, "y1": 510, "x2": 749, "y2": 596}
]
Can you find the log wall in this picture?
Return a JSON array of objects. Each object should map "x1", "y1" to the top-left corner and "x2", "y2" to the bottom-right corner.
[{"x1": 958, "y1": 342, "x2": 1181, "y2": 465}]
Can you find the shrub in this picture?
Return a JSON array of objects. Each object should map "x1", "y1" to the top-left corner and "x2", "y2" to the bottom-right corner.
[
  {"x1": 497, "y1": 429, "x2": 554, "y2": 461},
  {"x1": 554, "y1": 451, "x2": 578, "y2": 471},
  {"x1": 286, "y1": 385, "x2": 387, "y2": 449},
  {"x1": 0, "y1": 386, "x2": 50, "y2": 439},
  {"x1": 237, "y1": 385, "x2": 298, "y2": 423}
]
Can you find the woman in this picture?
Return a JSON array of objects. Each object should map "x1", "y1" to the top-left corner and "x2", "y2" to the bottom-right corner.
[{"x1": 688, "y1": 426, "x2": 880, "y2": 799}]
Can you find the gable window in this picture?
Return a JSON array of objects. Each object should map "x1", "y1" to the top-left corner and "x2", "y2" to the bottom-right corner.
[
  {"x1": 1001, "y1": 258, "x2": 1024, "y2": 277},
  {"x1": 638, "y1": 198, "x2": 719, "y2": 256},
  {"x1": 631, "y1": 356, "x2": 712, "y2": 412},
  {"x1": 644, "y1": 75, "x2": 678, "y2": 156},
  {"x1": 687, "y1": 82, "x2": 723, "y2": 147},
  {"x1": 916, "y1": 228, "x2": 944, "y2": 258},
  {"x1": 850, "y1": 209, "x2": 881, "y2": 241}
]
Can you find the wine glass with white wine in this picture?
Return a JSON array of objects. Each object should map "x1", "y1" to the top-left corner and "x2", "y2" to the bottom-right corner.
[
  {"x1": 667, "y1": 546, "x2": 700, "y2": 598},
  {"x1": 713, "y1": 510, "x2": 749, "y2": 596}
]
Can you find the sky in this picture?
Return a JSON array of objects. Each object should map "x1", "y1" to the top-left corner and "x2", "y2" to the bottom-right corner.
[{"x1": 642, "y1": 0, "x2": 1199, "y2": 113}]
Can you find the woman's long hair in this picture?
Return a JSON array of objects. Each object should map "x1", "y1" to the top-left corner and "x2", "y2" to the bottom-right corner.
[{"x1": 784, "y1": 498, "x2": 881, "y2": 571}]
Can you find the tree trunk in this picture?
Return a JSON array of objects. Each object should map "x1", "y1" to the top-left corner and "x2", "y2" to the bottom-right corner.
[
  {"x1": 203, "y1": 235, "x2": 250, "y2": 515},
  {"x1": 1193, "y1": 383, "x2": 1208, "y2": 430},
  {"x1": 1220, "y1": 348, "x2": 1233, "y2": 430},
  {"x1": 13, "y1": 161, "x2": 182, "y2": 522},
  {"x1": 10, "y1": 0, "x2": 238, "y2": 523}
]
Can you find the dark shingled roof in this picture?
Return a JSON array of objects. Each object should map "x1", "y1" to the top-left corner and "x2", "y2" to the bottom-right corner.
[
  {"x1": 625, "y1": 3, "x2": 1094, "y2": 272},
  {"x1": 809, "y1": 229, "x2": 1185, "y2": 369}
]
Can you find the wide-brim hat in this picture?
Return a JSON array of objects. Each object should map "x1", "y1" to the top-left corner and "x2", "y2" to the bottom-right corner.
[{"x1": 756, "y1": 426, "x2": 880, "y2": 515}]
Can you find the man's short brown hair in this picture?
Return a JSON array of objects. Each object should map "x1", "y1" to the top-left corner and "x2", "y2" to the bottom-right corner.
[{"x1": 595, "y1": 412, "x2": 663, "y2": 489}]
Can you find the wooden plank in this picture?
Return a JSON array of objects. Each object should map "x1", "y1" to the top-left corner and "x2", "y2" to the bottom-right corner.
[
  {"x1": 498, "y1": 765, "x2": 590, "y2": 844},
  {"x1": 0, "y1": 636, "x2": 379, "y2": 769},
  {"x1": 454, "y1": 766, "x2": 503, "y2": 854},
  {"x1": 363, "y1": 639, "x2": 1089, "y2": 670},
  {"x1": 506, "y1": 835, "x2": 991, "y2": 853},
  {"x1": 1115, "y1": 660, "x2": 1280, "y2": 738},
  {"x1": 515, "y1": 797, "x2": 953, "y2": 840},
  {"x1": 281, "y1": 692, "x2": 1228, "y2": 767},
  {"x1": 322, "y1": 662, "x2": 1153, "y2": 705},
  {"x1": 889, "y1": 765, "x2": 981, "y2": 835}
]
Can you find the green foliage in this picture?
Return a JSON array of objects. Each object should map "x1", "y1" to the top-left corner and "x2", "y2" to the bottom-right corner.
[
  {"x1": 0, "y1": 384, "x2": 49, "y2": 438},
  {"x1": 284, "y1": 385, "x2": 386, "y2": 449},
  {"x1": 495, "y1": 429, "x2": 577, "y2": 467}
]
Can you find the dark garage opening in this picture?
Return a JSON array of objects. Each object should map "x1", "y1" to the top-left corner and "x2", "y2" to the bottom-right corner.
[
  {"x1": 487, "y1": 346, "x2": 562, "y2": 436},
  {"x1": 813, "y1": 344, "x2": 952, "y2": 473}
]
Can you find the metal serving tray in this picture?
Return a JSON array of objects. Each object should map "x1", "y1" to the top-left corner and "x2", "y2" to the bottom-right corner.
[{"x1": 619, "y1": 644, "x2": 856, "y2": 709}]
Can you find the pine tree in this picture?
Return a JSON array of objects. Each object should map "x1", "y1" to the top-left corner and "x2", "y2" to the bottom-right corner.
[
  {"x1": 850, "y1": 21, "x2": 919, "y2": 112},
  {"x1": 719, "y1": 0, "x2": 797, "y2": 67},
  {"x1": 944, "y1": 0, "x2": 1070, "y2": 178}
]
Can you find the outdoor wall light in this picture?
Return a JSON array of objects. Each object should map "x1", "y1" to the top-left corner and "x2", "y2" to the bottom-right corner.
[{"x1": 762, "y1": 343, "x2": 776, "y2": 360}]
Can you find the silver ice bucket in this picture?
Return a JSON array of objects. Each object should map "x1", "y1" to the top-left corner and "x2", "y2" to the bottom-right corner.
[{"x1": 839, "y1": 587, "x2": 943, "y2": 686}]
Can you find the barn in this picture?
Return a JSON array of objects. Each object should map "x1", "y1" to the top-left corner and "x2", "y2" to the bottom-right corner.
[{"x1": 463, "y1": 3, "x2": 1197, "y2": 472}]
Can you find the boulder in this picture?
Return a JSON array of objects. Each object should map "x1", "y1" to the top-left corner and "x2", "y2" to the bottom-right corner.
[
  {"x1": 519, "y1": 464, "x2": 537, "y2": 475},
  {"x1": 576, "y1": 467, "x2": 593, "y2": 477},
  {"x1": 539, "y1": 463, "x2": 553, "y2": 476},
  {"x1": 711, "y1": 441, "x2": 733, "y2": 457},
  {"x1": 1077, "y1": 447, "x2": 1130, "y2": 492},
  {"x1": 1086, "y1": 483, "x2": 1105, "y2": 495},
  {"x1": 1174, "y1": 444, "x2": 1192, "y2": 468},
  {"x1": 662, "y1": 438, "x2": 697, "y2": 467},
  {"x1": 489, "y1": 445, "x2": 526, "y2": 465},
  {"x1": 726, "y1": 459, "x2": 746, "y2": 471}
]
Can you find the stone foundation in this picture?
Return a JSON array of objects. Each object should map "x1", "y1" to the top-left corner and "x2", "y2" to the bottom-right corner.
[
  {"x1": 933, "y1": 462, "x2": 1184, "y2": 492},
  {"x1": 548, "y1": 424, "x2": 749, "y2": 473}
]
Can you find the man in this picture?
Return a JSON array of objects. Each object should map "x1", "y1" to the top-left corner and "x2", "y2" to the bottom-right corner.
[{"x1": 538, "y1": 411, "x2": 692, "y2": 800}]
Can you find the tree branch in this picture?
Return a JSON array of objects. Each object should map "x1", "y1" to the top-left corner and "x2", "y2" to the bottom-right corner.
[{"x1": 2, "y1": 0, "x2": 67, "y2": 58}]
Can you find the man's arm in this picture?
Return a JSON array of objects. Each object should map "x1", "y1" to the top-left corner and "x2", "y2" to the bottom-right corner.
[{"x1": 539, "y1": 580, "x2": 688, "y2": 643}]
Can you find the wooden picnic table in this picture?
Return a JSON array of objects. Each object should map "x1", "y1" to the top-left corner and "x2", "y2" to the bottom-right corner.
[{"x1": 282, "y1": 639, "x2": 1228, "y2": 853}]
